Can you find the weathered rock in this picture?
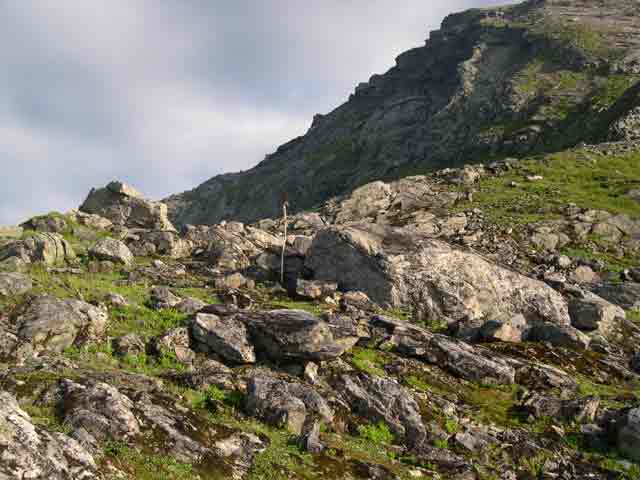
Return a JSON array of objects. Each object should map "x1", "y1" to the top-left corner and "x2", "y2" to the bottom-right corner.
[
  {"x1": 570, "y1": 265, "x2": 600, "y2": 284},
  {"x1": 0, "y1": 390, "x2": 98, "y2": 479},
  {"x1": 59, "y1": 379, "x2": 141, "y2": 448},
  {"x1": 299, "y1": 418, "x2": 324, "y2": 454},
  {"x1": 112, "y1": 334, "x2": 146, "y2": 357},
  {"x1": 149, "y1": 286, "x2": 181, "y2": 310},
  {"x1": 593, "y1": 282, "x2": 640, "y2": 310},
  {"x1": 618, "y1": 407, "x2": 640, "y2": 462},
  {"x1": 245, "y1": 375, "x2": 333, "y2": 435},
  {"x1": 192, "y1": 313, "x2": 256, "y2": 364},
  {"x1": 295, "y1": 279, "x2": 338, "y2": 300},
  {"x1": 21, "y1": 214, "x2": 68, "y2": 233},
  {"x1": 478, "y1": 314, "x2": 528, "y2": 343},
  {"x1": 130, "y1": 230, "x2": 192, "y2": 258},
  {"x1": 0, "y1": 232, "x2": 76, "y2": 266},
  {"x1": 88, "y1": 238, "x2": 134, "y2": 266},
  {"x1": 339, "y1": 373, "x2": 427, "y2": 449},
  {"x1": 569, "y1": 294, "x2": 626, "y2": 334},
  {"x1": 80, "y1": 181, "x2": 175, "y2": 230},
  {"x1": 372, "y1": 315, "x2": 516, "y2": 384},
  {"x1": 306, "y1": 225, "x2": 570, "y2": 337},
  {"x1": 240, "y1": 309, "x2": 360, "y2": 361},
  {"x1": 104, "y1": 292, "x2": 129, "y2": 308},
  {"x1": 3, "y1": 295, "x2": 108, "y2": 360},
  {"x1": 175, "y1": 297, "x2": 206, "y2": 314},
  {"x1": 151, "y1": 327, "x2": 195, "y2": 364},
  {"x1": 215, "y1": 272, "x2": 249, "y2": 290},
  {"x1": 0, "y1": 272, "x2": 32, "y2": 296},
  {"x1": 340, "y1": 290, "x2": 375, "y2": 312}
]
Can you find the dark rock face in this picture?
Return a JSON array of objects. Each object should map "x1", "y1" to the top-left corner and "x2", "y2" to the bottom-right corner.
[{"x1": 165, "y1": 0, "x2": 640, "y2": 227}]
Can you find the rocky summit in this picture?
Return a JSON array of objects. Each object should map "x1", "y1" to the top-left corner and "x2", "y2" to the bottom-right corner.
[{"x1": 2, "y1": 0, "x2": 640, "y2": 479}]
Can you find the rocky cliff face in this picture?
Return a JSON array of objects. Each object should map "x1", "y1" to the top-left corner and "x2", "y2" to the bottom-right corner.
[{"x1": 166, "y1": 0, "x2": 640, "y2": 227}]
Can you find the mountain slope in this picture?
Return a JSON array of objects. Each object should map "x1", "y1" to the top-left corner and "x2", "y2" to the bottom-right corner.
[{"x1": 166, "y1": 0, "x2": 640, "y2": 227}]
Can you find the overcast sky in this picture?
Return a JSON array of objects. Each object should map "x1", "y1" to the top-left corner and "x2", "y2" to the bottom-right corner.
[{"x1": 0, "y1": 0, "x2": 512, "y2": 225}]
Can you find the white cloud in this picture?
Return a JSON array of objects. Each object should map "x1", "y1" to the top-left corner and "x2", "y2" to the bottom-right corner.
[{"x1": 0, "y1": 0, "x2": 515, "y2": 225}]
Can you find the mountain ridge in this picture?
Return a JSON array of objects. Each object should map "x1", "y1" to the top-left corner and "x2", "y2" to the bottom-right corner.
[{"x1": 165, "y1": 0, "x2": 640, "y2": 227}]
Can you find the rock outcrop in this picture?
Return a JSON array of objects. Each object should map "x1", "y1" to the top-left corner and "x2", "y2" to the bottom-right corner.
[
  {"x1": 306, "y1": 224, "x2": 574, "y2": 343},
  {"x1": 80, "y1": 181, "x2": 175, "y2": 231}
]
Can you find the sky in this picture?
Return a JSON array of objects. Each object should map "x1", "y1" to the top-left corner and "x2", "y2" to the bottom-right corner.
[{"x1": 0, "y1": 0, "x2": 512, "y2": 226}]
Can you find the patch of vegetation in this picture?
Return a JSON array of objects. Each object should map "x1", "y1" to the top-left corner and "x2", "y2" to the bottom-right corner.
[
  {"x1": 561, "y1": 247, "x2": 638, "y2": 273},
  {"x1": 592, "y1": 75, "x2": 639, "y2": 111},
  {"x1": 21, "y1": 404, "x2": 72, "y2": 434},
  {"x1": 350, "y1": 348, "x2": 390, "y2": 377},
  {"x1": 357, "y1": 421, "x2": 394, "y2": 445},
  {"x1": 628, "y1": 309, "x2": 640, "y2": 325},
  {"x1": 444, "y1": 418, "x2": 459, "y2": 435},
  {"x1": 534, "y1": 18, "x2": 618, "y2": 59},
  {"x1": 188, "y1": 385, "x2": 244, "y2": 412},
  {"x1": 173, "y1": 287, "x2": 219, "y2": 304},
  {"x1": 575, "y1": 375, "x2": 639, "y2": 408},
  {"x1": 433, "y1": 439, "x2": 449, "y2": 449},
  {"x1": 458, "y1": 149, "x2": 640, "y2": 228},
  {"x1": 108, "y1": 305, "x2": 189, "y2": 339},
  {"x1": 461, "y1": 383, "x2": 523, "y2": 428},
  {"x1": 102, "y1": 441, "x2": 194, "y2": 480}
]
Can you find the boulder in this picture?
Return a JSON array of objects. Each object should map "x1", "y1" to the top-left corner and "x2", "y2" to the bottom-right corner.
[
  {"x1": 295, "y1": 279, "x2": 338, "y2": 300},
  {"x1": 151, "y1": 327, "x2": 195, "y2": 364},
  {"x1": 0, "y1": 272, "x2": 32, "y2": 296},
  {"x1": 129, "y1": 230, "x2": 192, "y2": 258},
  {"x1": 20, "y1": 214, "x2": 68, "y2": 233},
  {"x1": 89, "y1": 238, "x2": 134, "y2": 266},
  {"x1": 112, "y1": 333, "x2": 146, "y2": 357},
  {"x1": 149, "y1": 286, "x2": 181, "y2": 310},
  {"x1": 175, "y1": 297, "x2": 206, "y2": 314},
  {"x1": 618, "y1": 407, "x2": 640, "y2": 462},
  {"x1": 191, "y1": 313, "x2": 256, "y2": 364},
  {"x1": 306, "y1": 225, "x2": 570, "y2": 338},
  {"x1": 593, "y1": 282, "x2": 640, "y2": 310},
  {"x1": 80, "y1": 181, "x2": 175, "y2": 231},
  {"x1": 569, "y1": 293, "x2": 626, "y2": 334},
  {"x1": 0, "y1": 391, "x2": 97, "y2": 479},
  {"x1": 2, "y1": 295, "x2": 108, "y2": 360},
  {"x1": 371, "y1": 315, "x2": 515, "y2": 384},
  {"x1": 0, "y1": 232, "x2": 76, "y2": 266},
  {"x1": 245, "y1": 375, "x2": 333, "y2": 435},
  {"x1": 240, "y1": 309, "x2": 360, "y2": 361},
  {"x1": 338, "y1": 373, "x2": 427, "y2": 449}
]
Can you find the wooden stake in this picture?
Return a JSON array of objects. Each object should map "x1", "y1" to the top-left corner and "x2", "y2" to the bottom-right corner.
[{"x1": 280, "y1": 201, "x2": 288, "y2": 285}]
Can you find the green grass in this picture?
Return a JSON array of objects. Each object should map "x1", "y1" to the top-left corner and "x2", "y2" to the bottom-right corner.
[
  {"x1": 108, "y1": 305, "x2": 189, "y2": 339},
  {"x1": 103, "y1": 441, "x2": 194, "y2": 480},
  {"x1": 628, "y1": 309, "x2": 640, "y2": 325},
  {"x1": 267, "y1": 298, "x2": 326, "y2": 316},
  {"x1": 21, "y1": 404, "x2": 72, "y2": 434},
  {"x1": 592, "y1": 75, "x2": 639, "y2": 111},
  {"x1": 561, "y1": 247, "x2": 638, "y2": 273},
  {"x1": 357, "y1": 421, "x2": 394, "y2": 445},
  {"x1": 350, "y1": 348, "x2": 389, "y2": 377},
  {"x1": 458, "y1": 149, "x2": 640, "y2": 228}
]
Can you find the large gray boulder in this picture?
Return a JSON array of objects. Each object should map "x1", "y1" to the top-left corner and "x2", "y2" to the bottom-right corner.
[
  {"x1": 0, "y1": 232, "x2": 76, "y2": 266},
  {"x1": 0, "y1": 272, "x2": 32, "y2": 296},
  {"x1": 618, "y1": 407, "x2": 640, "y2": 462},
  {"x1": 306, "y1": 224, "x2": 571, "y2": 338},
  {"x1": 1, "y1": 295, "x2": 108, "y2": 360},
  {"x1": 568, "y1": 293, "x2": 626, "y2": 335},
  {"x1": 88, "y1": 238, "x2": 134, "y2": 266},
  {"x1": 371, "y1": 315, "x2": 516, "y2": 385},
  {"x1": 245, "y1": 375, "x2": 333, "y2": 435},
  {"x1": 593, "y1": 282, "x2": 640, "y2": 310},
  {"x1": 338, "y1": 373, "x2": 427, "y2": 450},
  {"x1": 0, "y1": 391, "x2": 97, "y2": 479},
  {"x1": 80, "y1": 181, "x2": 175, "y2": 231},
  {"x1": 191, "y1": 313, "x2": 256, "y2": 364},
  {"x1": 240, "y1": 309, "x2": 360, "y2": 361}
]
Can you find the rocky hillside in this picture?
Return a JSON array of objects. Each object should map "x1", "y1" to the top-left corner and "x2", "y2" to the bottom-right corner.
[
  {"x1": 166, "y1": 0, "x2": 640, "y2": 227},
  {"x1": 2, "y1": 1, "x2": 640, "y2": 479}
]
